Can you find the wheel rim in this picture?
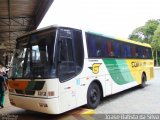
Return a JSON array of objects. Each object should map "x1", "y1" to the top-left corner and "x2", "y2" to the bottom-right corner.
[{"x1": 90, "y1": 88, "x2": 98, "y2": 103}]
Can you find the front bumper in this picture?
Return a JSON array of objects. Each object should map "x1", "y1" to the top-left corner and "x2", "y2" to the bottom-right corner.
[{"x1": 9, "y1": 94, "x2": 61, "y2": 114}]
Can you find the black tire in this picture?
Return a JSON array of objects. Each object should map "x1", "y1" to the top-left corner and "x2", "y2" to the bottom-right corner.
[
  {"x1": 87, "y1": 83, "x2": 101, "y2": 109},
  {"x1": 140, "y1": 74, "x2": 146, "y2": 88}
]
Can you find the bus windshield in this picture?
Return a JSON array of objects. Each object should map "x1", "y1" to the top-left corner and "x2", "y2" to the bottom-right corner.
[{"x1": 11, "y1": 29, "x2": 57, "y2": 79}]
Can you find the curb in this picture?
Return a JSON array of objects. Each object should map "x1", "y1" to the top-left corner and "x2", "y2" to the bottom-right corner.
[
  {"x1": 72, "y1": 108, "x2": 95, "y2": 115},
  {"x1": 65, "y1": 108, "x2": 95, "y2": 115},
  {"x1": 154, "y1": 67, "x2": 160, "y2": 70},
  {"x1": 57, "y1": 108, "x2": 95, "y2": 120}
]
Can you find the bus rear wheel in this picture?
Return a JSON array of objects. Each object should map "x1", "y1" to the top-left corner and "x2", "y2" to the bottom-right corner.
[
  {"x1": 87, "y1": 83, "x2": 101, "y2": 109},
  {"x1": 140, "y1": 74, "x2": 146, "y2": 88}
]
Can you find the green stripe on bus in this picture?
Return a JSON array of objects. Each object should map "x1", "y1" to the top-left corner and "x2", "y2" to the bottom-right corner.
[
  {"x1": 116, "y1": 59, "x2": 134, "y2": 83},
  {"x1": 103, "y1": 59, "x2": 134, "y2": 85},
  {"x1": 25, "y1": 81, "x2": 36, "y2": 90}
]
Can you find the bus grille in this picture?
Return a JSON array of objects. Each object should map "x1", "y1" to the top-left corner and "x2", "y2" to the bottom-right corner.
[{"x1": 15, "y1": 89, "x2": 35, "y2": 95}]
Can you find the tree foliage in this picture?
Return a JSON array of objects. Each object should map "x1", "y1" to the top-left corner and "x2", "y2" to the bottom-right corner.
[
  {"x1": 152, "y1": 25, "x2": 160, "y2": 51},
  {"x1": 129, "y1": 19, "x2": 160, "y2": 44},
  {"x1": 144, "y1": 20, "x2": 160, "y2": 43},
  {"x1": 129, "y1": 19, "x2": 160, "y2": 66},
  {"x1": 129, "y1": 26, "x2": 144, "y2": 42}
]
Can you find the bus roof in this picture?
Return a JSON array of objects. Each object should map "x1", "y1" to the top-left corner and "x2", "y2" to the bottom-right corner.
[
  {"x1": 17, "y1": 25, "x2": 151, "y2": 48},
  {"x1": 17, "y1": 25, "x2": 83, "y2": 40},
  {"x1": 17, "y1": 25, "x2": 57, "y2": 40}
]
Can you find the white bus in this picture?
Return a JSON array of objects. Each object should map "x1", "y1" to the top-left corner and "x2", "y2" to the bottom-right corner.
[{"x1": 8, "y1": 25, "x2": 154, "y2": 114}]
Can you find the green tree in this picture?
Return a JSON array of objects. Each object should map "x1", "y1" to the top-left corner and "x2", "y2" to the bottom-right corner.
[
  {"x1": 152, "y1": 25, "x2": 160, "y2": 66},
  {"x1": 129, "y1": 26, "x2": 145, "y2": 42},
  {"x1": 129, "y1": 19, "x2": 160, "y2": 44},
  {"x1": 129, "y1": 19, "x2": 160, "y2": 66},
  {"x1": 143, "y1": 19, "x2": 160, "y2": 43}
]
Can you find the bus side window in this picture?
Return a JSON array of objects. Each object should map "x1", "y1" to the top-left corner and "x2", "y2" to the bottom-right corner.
[
  {"x1": 149, "y1": 48, "x2": 152, "y2": 59},
  {"x1": 131, "y1": 45, "x2": 136, "y2": 58},
  {"x1": 136, "y1": 46, "x2": 139, "y2": 58},
  {"x1": 142, "y1": 47, "x2": 146, "y2": 58},
  {"x1": 146, "y1": 48, "x2": 152, "y2": 59},
  {"x1": 138, "y1": 47, "x2": 143, "y2": 58},
  {"x1": 73, "y1": 30, "x2": 84, "y2": 74},
  {"x1": 107, "y1": 41, "x2": 112, "y2": 57},
  {"x1": 101, "y1": 38, "x2": 108, "y2": 58},
  {"x1": 113, "y1": 42, "x2": 120, "y2": 58},
  {"x1": 123, "y1": 44, "x2": 127, "y2": 58},
  {"x1": 96, "y1": 37, "x2": 102, "y2": 58},
  {"x1": 126, "y1": 44, "x2": 131, "y2": 58},
  {"x1": 86, "y1": 34, "x2": 97, "y2": 58},
  {"x1": 120, "y1": 44, "x2": 124, "y2": 58},
  {"x1": 58, "y1": 37, "x2": 76, "y2": 82}
]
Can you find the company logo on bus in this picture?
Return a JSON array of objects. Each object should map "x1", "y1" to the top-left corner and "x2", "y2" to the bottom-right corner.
[
  {"x1": 131, "y1": 61, "x2": 147, "y2": 68},
  {"x1": 89, "y1": 63, "x2": 101, "y2": 74}
]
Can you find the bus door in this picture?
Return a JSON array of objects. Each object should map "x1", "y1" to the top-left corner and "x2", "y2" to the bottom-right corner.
[{"x1": 57, "y1": 28, "x2": 77, "y2": 112}]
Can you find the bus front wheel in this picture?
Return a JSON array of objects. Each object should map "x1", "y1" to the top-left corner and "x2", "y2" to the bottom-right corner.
[
  {"x1": 87, "y1": 82, "x2": 101, "y2": 109},
  {"x1": 140, "y1": 74, "x2": 146, "y2": 88}
]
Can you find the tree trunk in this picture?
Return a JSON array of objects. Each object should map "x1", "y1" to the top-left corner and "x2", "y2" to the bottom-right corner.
[{"x1": 156, "y1": 50, "x2": 159, "y2": 66}]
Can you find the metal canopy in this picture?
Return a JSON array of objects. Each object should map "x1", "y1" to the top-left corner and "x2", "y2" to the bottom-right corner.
[{"x1": 0, "y1": 0, "x2": 54, "y2": 64}]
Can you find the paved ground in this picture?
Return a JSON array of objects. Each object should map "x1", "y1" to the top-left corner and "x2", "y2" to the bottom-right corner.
[
  {"x1": 96, "y1": 68, "x2": 160, "y2": 114},
  {"x1": 0, "y1": 68, "x2": 159, "y2": 119}
]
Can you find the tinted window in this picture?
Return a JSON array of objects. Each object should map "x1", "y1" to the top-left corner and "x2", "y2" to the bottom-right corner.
[
  {"x1": 101, "y1": 38, "x2": 108, "y2": 57},
  {"x1": 86, "y1": 34, "x2": 97, "y2": 57},
  {"x1": 106, "y1": 40, "x2": 112, "y2": 57},
  {"x1": 122, "y1": 43, "x2": 127, "y2": 58},
  {"x1": 73, "y1": 30, "x2": 84, "y2": 73},
  {"x1": 86, "y1": 33, "x2": 104, "y2": 58},
  {"x1": 86, "y1": 32, "x2": 152, "y2": 59},
  {"x1": 138, "y1": 46, "x2": 143, "y2": 58},
  {"x1": 131, "y1": 45, "x2": 136, "y2": 58},
  {"x1": 113, "y1": 41, "x2": 121, "y2": 58},
  {"x1": 146, "y1": 48, "x2": 152, "y2": 59},
  {"x1": 142, "y1": 47, "x2": 146, "y2": 58},
  {"x1": 60, "y1": 38, "x2": 74, "y2": 61},
  {"x1": 58, "y1": 29, "x2": 84, "y2": 82},
  {"x1": 126, "y1": 44, "x2": 131, "y2": 58},
  {"x1": 96, "y1": 37, "x2": 103, "y2": 57},
  {"x1": 58, "y1": 37, "x2": 75, "y2": 81}
]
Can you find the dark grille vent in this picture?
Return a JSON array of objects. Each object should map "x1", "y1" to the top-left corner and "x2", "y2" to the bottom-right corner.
[{"x1": 15, "y1": 90, "x2": 35, "y2": 96}]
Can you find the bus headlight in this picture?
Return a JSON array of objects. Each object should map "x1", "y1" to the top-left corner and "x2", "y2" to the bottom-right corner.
[{"x1": 38, "y1": 91, "x2": 46, "y2": 96}]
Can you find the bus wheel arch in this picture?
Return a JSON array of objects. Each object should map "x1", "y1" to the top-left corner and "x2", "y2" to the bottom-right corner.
[
  {"x1": 86, "y1": 80, "x2": 103, "y2": 109},
  {"x1": 140, "y1": 72, "x2": 147, "y2": 88}
]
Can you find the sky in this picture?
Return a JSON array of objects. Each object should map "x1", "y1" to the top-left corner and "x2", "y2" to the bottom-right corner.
[{"x1": 38, "y1": 0, "x2": 160, "y2": 39}]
